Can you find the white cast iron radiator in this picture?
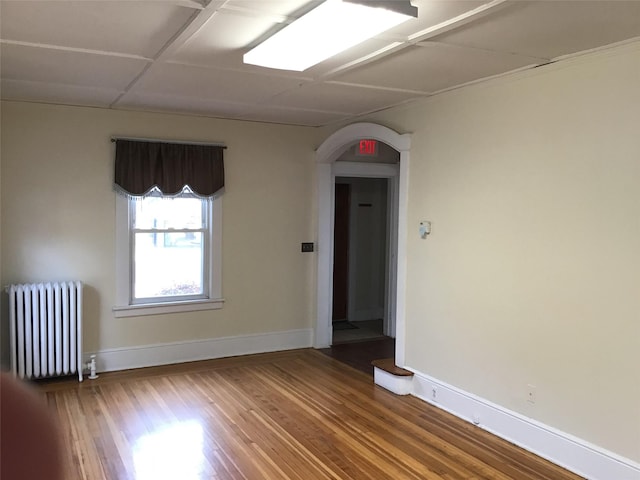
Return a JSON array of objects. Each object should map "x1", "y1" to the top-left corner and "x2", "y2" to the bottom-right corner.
[{"x1": 7, "y1": 281, "x2": 83, "y2": 382}]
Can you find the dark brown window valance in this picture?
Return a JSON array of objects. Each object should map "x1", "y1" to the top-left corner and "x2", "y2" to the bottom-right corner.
[{"x1": 114, "y1": 139, "x2": 224, "y2": 198}]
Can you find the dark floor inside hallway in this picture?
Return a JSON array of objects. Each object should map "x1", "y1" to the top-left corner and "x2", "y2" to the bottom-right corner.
[{"x1": 318, "y1": 337, "x2": 395, "y2": 376}]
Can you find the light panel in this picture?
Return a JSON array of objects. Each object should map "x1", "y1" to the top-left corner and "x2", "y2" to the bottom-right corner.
[{"x1": 243, "y1": 0, "x2": 417, "y2": 71}]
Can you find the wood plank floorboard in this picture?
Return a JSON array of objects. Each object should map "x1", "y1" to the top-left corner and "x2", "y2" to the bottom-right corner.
[{"x1": 38, "y1": 349, "x2": 584, "y2": 480}]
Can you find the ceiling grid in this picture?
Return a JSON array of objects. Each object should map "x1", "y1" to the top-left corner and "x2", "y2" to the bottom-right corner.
[{"x1": 1, "y1": 0, "x2": 639, "y2": 126}]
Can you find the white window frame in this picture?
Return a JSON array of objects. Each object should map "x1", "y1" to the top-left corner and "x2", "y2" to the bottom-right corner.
[{"x1": 114, "y1": 194, "x2": 223, "y2": 317}]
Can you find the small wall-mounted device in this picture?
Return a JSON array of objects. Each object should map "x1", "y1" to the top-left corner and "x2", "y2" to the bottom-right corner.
[
  {"x1": 301, "y1": 242, "x2": 314, "y2": 252},
  {"x1": 419, "y1": 221, "x2": 431, "y2": 239}
]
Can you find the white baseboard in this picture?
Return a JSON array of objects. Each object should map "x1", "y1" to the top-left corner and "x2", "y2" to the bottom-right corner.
[
  {"x1": 86, "y1": 328, "x2": 313, "y2": 373},
  {"x1": 410, "y1": 370, "x2": 640, "y2": 480}
]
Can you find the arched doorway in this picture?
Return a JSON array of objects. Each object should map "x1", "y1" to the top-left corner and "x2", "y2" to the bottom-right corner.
[{"x1": 315, "y1": 123, "x2": 411, "y2": 367}]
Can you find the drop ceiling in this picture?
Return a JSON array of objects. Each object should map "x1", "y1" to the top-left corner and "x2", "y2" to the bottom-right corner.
[{"x1": 1, "y1": 0, "x2": 639, "y2": 127}]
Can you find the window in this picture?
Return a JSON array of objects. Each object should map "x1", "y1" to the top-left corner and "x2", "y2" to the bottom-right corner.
[
  {"x1": 132, "y1": 194, "x2": 208, "y2": 303},
  {"x1": 112, "y1": 138, "x2": 225, "y2": 317},
  {"x1": 114, "y1": 192, "x2": 223, "y2": 317}
]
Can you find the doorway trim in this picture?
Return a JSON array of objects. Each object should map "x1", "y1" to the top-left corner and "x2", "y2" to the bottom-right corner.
[{"x1": 315, "y1": 123, "x2": 411, "y2": 367}]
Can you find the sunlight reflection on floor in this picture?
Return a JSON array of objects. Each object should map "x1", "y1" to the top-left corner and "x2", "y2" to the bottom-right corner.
[{"x1": 133, "y1": 420, "x2": 205, "y2": 480}]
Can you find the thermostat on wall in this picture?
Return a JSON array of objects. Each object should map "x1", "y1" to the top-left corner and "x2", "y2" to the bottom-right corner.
[{"x1": 419, "y1": 221, "x2": 431, "y2": 238}]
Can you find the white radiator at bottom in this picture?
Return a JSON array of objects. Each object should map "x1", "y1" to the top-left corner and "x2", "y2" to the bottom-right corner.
[{"x1": 7, "y1": 281, "x2": 83, "y2": 382}]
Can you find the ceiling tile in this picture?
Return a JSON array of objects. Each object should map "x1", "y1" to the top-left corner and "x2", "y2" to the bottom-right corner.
[
  {"x1": 0, "y1": 0, "x2": 196, "y2": 57},
  {"x1": 1, "y1": 43, "x2": 149, "y2": 90},
  {"x1": 269, "y1": 82, "x2": 423, "y2": 114},
  {"x1": 432, "y1": 1, "x2": 640, "y2": 59},
  {"x1": 1, "y1": 79, "x2": 121, "y2": 107},
  {"x1": 334, "y1": 43, "x2": 539, "y2": 93},
  {"x1": 117, "y1": 90, "x2": 345, "y2": 127},
  {"x1": 173, "y1": 10, "x2": 288, "y2": 70},
  {"x1": 386, "y1": 0, "x2": 488, "y2": 37},
  {"x1": 132, "y1": 63, "x2": 307, "y2": 103},
  {"x1": 303, "y1": 38, "x2": 394, "y2": 77},
  {"x1": 235, "y1": 105, "x2": 347, "y2": 127},
  {"x1": 117, "y1": 91, "x2": 254, "y2": 119},
  {"x1": 224, "y1": 0, "x2": 317, "y2": 17}
]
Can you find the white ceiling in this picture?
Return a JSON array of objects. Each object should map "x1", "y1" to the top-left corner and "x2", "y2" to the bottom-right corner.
[{"x1": 1, "y1": 0, "x2": 639, "y2": 127}]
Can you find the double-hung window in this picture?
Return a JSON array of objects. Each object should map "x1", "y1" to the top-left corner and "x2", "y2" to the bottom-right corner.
[
  {"x1": 131, "y1": 194, "x2": 210, "y2": 303},
  {"x1": 113, "y1": 139, "x2": 224, "y2": 317}
]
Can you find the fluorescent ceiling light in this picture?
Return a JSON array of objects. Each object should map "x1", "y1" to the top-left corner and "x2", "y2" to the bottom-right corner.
[{"x1": 243, "y1": 0, "x2": 417, "y2": 71}]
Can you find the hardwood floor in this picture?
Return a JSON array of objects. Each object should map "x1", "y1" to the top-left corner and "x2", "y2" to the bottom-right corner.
[{"x1": 39, "y1": 349, "x2": 584, "y2": 480}]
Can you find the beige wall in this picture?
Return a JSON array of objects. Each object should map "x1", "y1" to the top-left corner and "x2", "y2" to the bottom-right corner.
[
  {"x1": 2, "y1": 40, "x2": 639, "y2": 465},
  {"x1": 356, "y1": 43, "x2": 640, "y2": 461},
  {"x1": 1, "y1": 102, "x2": 320, "y2": 353}
]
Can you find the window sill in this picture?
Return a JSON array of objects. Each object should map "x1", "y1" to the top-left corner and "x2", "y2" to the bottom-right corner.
[{"x1": 113, "y1": 298, "x2": 225, "y2": 318}]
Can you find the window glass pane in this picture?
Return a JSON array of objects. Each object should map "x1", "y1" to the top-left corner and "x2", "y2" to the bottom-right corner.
[
  {"x1": 134, "y1": 197, "x2": 204, "y2": 229},
  {"x1": 134, "y1": 232, "x2": 204, "y2": 299}
]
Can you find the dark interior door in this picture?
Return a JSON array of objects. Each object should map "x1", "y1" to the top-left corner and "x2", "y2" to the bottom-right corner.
[{"x1": 332, "y1": 183, "x2": 350, "y2": 321}]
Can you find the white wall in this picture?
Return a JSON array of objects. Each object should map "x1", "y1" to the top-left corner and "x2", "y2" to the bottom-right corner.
[
  {"x1": 356, "y1": 42, "x2": 640, "y2": 463},
  {"x1": 0, "y1": 102, "x2": 321, "y2": 364}
]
